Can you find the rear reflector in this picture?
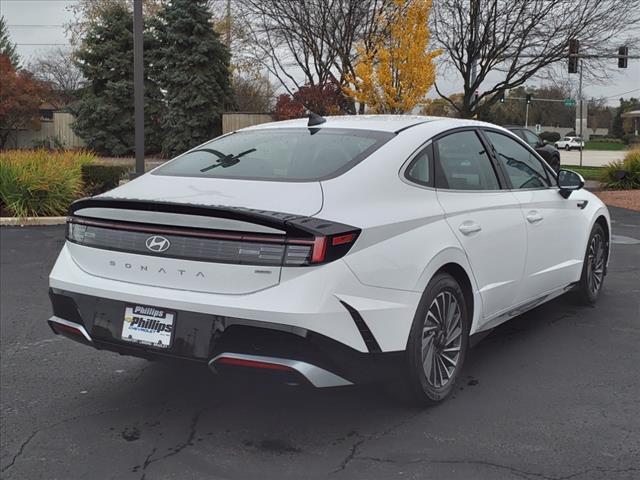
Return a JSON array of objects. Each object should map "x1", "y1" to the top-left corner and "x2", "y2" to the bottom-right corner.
[{"x1": 216, "y1": 356, "x2": 293, "y2": 372}]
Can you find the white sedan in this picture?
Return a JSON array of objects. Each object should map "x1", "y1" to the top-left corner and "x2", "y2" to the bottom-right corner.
[
  {"x1": 48, "y1": 115, "x2": 610, "y2": 405},
  {"x1": 555, "y1": 136, "x2": 585, "y2": 150}
]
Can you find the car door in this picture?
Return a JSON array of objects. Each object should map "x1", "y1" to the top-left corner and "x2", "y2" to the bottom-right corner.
[
  {"x1": 433, "y1": 129, "x2": 527, "y2": 322},
  {"x1": 482, "y1": 129, "x2": 589, "y2": 302}
]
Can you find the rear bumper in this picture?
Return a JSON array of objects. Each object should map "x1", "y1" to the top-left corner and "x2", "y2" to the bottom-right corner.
[
  {"x1": 48, "y1": 289, "x2": 404, "y2": 386},
  {"x1": 49, "y1": 243, "x2": 421, "y2": 352}
]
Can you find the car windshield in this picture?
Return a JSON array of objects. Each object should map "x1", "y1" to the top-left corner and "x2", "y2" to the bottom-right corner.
[{"x1": 153, "y1": 128, "x2": 394, "y2": 181}]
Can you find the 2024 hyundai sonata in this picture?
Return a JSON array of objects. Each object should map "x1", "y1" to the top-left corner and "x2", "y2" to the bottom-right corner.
[{"x1": 48, "y1": 115, "x2": 610, "y2": 404}]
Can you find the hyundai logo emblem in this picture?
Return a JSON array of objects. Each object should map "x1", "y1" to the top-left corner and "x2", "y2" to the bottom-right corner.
[{"x1": 145, "y1": 235, "x2": 171, "y2": 253}]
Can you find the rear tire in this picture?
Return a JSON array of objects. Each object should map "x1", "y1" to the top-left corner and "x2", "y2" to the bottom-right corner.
[
  {"x1": 396, "y1": 273, "x2": 470, "y2": 405},
  {"x1": 576, "y1": 223, "x2": 607, "y2": 304}
]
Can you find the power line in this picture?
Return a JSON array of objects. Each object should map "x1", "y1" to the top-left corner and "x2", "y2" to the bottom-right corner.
[
  {"x1": 15, "y1": 43, "x2": 69, "y2": 46},
  {"x1": 7, "y1": 24, "x2": 64, "y2": 28},
  {"x1": 603, "y1": 88, "x2": 640, "y2": 99}
]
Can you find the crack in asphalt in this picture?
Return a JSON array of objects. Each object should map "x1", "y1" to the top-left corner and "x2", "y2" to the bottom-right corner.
[
  {"x1": 0, "y1": 430, "x2": 38, "y2": 474},
  {"x1": 331, "y1": 408, "x2": 424, "y2": 474},
  {"x1": 138, "y1": 408, "x2": 206, "y2": 480},
  {"x1": 0, "y1": 407, "x2": 123, "y2": 475},
  {"x1": 352, "y1": 457, "x2": 640, "y2": 480}
]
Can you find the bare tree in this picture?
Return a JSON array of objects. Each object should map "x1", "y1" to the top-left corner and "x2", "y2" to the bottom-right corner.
[
  {"x1": 235, "y1": 0, "x2": 395, "y2": 97},
  {"x1": 28, "y1": 48, "x2": 83, "y2": 105},
  {"x1": 231, "y1": 70, "x2": 276, "y2": 112},
  {"x1": 432, "y1": 0, "x2": 640, "y2": 118}
]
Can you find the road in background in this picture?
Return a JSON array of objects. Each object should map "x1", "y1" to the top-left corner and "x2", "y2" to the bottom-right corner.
[
  {"x1": 1, "y1": 208, "x2": 639, "y2": 480},
  {"x1": 561, "y1": 149, "x2": 627, "y2": 167}
]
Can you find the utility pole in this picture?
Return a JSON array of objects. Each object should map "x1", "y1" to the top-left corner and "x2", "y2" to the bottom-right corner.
[
  {"x1": 226, "y1": 0, "x2": 231, "y2": 48},
  {"x1": 132, "y1": 0, "x2": 144, "y2": 178},
  {"x1": 578, "y1": 59, "x2": 583, "y2": 167}
]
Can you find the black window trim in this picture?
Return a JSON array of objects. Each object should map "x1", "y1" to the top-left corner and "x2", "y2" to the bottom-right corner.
[
  {"x1": 432, "y1": 127, "x2": 508, "y2": 192},
  {"x1": 152, "y1": 128, "x2": 396, "y2": 183},
  {"x1": 479, "y1": 127, "x2": 557, "y2": 190}
]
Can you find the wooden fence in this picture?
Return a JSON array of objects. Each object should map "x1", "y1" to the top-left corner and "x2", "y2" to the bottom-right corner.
[
  {"x1": 4, "y1": 112, "x2": 86, "y2": 149},
  {"x1": 222, "y1": 112, "x2": 274, "y2": 134}
]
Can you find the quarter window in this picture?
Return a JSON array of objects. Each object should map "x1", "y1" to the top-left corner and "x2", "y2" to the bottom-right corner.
[
  {"x1": 484, "y1": 131, "x2": 550, "y2": 189},
  {"x1": 434, "y1": 131, "x2": 500, "y2": 190},
  {"x1": 405, "y1": 144, "x2": 432, "y2": 186}
]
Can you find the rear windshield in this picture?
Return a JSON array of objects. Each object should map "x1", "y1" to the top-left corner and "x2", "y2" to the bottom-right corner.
[{"x1": 153, "y1": 128, "x2": 394, "y2": 181}]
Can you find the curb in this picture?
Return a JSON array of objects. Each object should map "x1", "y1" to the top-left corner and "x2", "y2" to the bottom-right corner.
[{"x1": 0, "y1": 216, "x2": 67, "y2": 227}]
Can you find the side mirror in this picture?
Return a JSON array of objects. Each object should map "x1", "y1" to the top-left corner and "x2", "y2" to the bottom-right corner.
[{"x1": 557, "y1": 169, "x2": 584, "y2": 198}]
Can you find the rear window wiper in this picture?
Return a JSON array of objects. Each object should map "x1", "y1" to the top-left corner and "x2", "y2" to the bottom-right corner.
[{"x1": 197, "y1": 148, "x2": 257, "y2": 172}]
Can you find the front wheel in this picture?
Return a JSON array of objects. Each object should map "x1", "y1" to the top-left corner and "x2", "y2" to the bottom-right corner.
[
  {"x1": 400, "y1": 273, "x2": 470, "y2": 405},
  {"x1": 576, "y1": 223, "x2": 607, "y2": 304}
]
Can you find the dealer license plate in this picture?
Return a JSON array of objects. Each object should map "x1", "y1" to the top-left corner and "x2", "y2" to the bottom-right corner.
[{"x1": 121, "y1": 305, "x2": 175, "y2": 349}]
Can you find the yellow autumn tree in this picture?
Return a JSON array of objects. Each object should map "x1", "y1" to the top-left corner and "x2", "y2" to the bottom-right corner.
[{"x1": 345, "y1": 0, "x2": 440, "y2": 114}]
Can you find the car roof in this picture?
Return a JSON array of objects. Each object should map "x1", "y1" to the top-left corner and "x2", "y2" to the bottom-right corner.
[{"x1": 240, "y1": 115, "x2": 503, "y2": 134}]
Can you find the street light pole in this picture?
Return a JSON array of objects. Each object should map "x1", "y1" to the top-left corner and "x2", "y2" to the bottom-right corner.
[
  {"x1": 133, "y1": 0, "x2": 145, "y2": 178},
  {"x1": 525, "y1": 102, "x2": 529, "y2": 128}
]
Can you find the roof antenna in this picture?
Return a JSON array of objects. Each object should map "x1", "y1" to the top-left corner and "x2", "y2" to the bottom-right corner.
[{"x1": 307, "y1": 111, "x2": 326, "y2": 127}]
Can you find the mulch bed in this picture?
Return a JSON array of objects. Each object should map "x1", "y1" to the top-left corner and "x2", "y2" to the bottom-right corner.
[{"x1": 595, "y1": 190, "x2": 640, "y2": 212}]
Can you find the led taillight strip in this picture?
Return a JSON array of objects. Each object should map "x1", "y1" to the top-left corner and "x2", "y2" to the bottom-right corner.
[{"x1": 67, "y1": 216, "x2": 359, "y2": 266}]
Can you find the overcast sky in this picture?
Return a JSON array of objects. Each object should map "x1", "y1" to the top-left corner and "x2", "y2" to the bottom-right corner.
[{"x1": 2, "y1": 0, "x2": 639, "y2": 105}]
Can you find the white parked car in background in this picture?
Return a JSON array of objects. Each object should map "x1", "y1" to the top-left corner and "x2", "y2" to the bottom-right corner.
[
  {"x1": 555, "y1": 136, "x2": 585, "y2": 150},
  {"x1": 48, "y1": 115, "x2": 610, "y2": 405}
]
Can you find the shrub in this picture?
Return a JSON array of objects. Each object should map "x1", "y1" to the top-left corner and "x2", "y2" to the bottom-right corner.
[
  {"x1": 540, "y1": 131, "x2": 561, "y2": 143},
  {"x1": 82, "y1": 164, "x2": 129, "y2": 196},
  {"x1": 601, "y1": 149, "x2": 640, "y2": 190},
  {"x1": 0, "y1": 149, "x2": 95, "y2": 217}
]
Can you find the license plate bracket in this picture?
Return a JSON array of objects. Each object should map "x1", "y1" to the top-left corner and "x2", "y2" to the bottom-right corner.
[{"x1": 121, "y1": 305, "x2": 175, "y2": 349}]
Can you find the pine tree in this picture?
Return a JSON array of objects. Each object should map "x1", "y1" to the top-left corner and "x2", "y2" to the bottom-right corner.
[
  {"x1": 0, "y1": 16, "x2": 20, "y2": 68},
  {"x1": 72, "y1": 4, "x2": 164, "y2": 155},
  {"x1": 152, "y1": 0, "x2": 234, "y2": 157}
]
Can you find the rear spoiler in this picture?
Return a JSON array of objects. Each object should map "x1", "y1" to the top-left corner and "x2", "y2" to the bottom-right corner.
[{"x1": 68, "y1": 196, "x2": 355, "y2": 239}]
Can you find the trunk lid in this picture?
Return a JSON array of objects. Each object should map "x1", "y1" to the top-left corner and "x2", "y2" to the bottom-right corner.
[{"x1": 66, "y1": 177, "x2": 324, "y2": 294}]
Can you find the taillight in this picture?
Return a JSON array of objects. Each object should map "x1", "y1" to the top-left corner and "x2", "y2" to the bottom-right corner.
[{"x1": 283, "y1": 230, "x2": 360, "y2": 266}]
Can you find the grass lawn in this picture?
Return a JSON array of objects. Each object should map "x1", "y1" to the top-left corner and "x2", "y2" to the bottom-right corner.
[
  {"x1": 584, "y1": 141, "x2": 627, "y2": 151},
  {"x1": 561, "y1": 165, "x2": 605, "y2": 181}
]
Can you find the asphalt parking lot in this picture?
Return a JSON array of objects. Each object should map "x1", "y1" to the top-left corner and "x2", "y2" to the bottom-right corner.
[{"x1": 1, "y1": 207, "x2": 639, "y2": 480}]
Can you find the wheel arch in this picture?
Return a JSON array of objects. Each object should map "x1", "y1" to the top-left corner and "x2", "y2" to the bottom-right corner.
[{"x1": 415, "y1": 247, "x2": 482, "y2": 334}]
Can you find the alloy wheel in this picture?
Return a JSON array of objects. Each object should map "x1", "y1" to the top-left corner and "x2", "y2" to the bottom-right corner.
[
  {"x1": 587, "y1": 233, "x2": 606, "y2": 296},
  {"x1": 421, "y1": 291, "x2": 463, "y2": 388}
]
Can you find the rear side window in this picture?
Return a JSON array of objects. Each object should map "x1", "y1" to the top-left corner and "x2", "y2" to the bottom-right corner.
[
  {"x1": 521, "y1": 130, "x2": 540, "y2": 147},
  {"x1": 434, "y1": 130, "x2": 500, "y2": 190},
  {"x1": 154, "y1": 128, "x2": 393, "y2": 181},
  {"x1": 484, "y1": 131, "x2": 550, "y2": 189}
]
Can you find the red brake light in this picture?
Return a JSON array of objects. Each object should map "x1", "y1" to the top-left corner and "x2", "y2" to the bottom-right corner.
[{"x1": 332, "y1": 233, "x2": 356, "y2": 246}]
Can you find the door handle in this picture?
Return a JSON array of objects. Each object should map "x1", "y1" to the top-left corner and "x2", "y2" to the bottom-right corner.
[
  {"x1": 526, "y1": 212, "x2": 543, "y2": 224},
  {"x1": 458, "y1": 222, "x2": 482, "y2": 235}
]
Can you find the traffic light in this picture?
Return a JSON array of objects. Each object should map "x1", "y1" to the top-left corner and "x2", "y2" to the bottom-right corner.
[
  {"x1": 526, "y1": 94, "x2": 532, "y2": 104},
  {"x1": 618, "y1": 46, "x2": 628, "y2": 68},
  {"x1": 568, "y1": 39, "x2": 579, "y2": 73},
  {"x1": 499, "y1": 91, "x2": 505, "y2": 103}
]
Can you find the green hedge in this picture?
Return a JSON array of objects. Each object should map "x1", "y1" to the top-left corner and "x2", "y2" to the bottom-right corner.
[{"x1": 82, "y1": 164, "x2": 129, "y2": 196}]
